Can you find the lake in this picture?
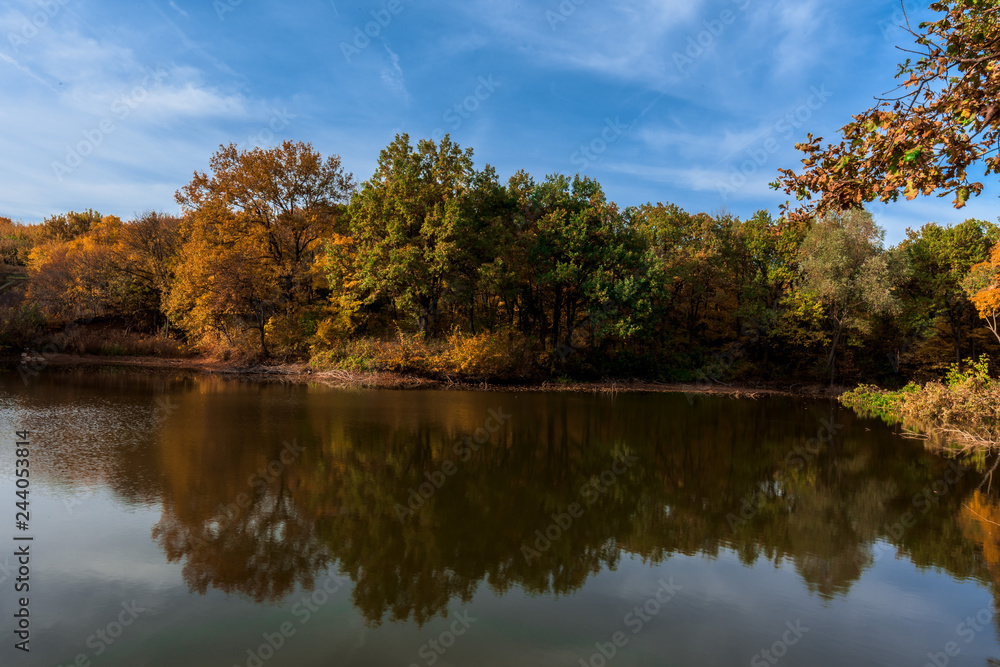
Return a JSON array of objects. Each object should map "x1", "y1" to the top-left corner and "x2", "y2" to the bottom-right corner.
[{"x1": 2, "y1": 369, "x2": 999, "y2": 666}]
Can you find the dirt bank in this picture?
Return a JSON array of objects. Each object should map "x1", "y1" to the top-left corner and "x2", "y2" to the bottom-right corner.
[{"x1": 8, "y1": 352, "x2": 845, "y2": 397}]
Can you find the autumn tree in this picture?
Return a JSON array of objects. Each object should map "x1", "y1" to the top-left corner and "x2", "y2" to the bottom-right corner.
[
  {"x1": 775, "y1": 1, "x2": 1000, "y2": 219},
  {"x1": 115, "y1": 211, "x2": 183, "y2": 329},
  {"x1": 166, "y1": 207, "x2": 281, "y2": 356},
  {"x1": 964, "y1": 240, "x2": 1000, "y2": 344},
  {"x1": 796, "y1": 209, "x2": 909, "y2": 384},
  {"x1": 172, "y1": 141, "x2": 354, "y2": 356},
  {"x1": 39, "y1": 209, "x2": 102, "y2": 243},
  {"x1": 27, "y1": 214, "x2": 132, "y2": 321},
  {"x1": 0, "y1": 217, "x2": 40, "y2": 267},
  {"x1": 176, "y1": 140, "x2": 354, "y2": 306},
  {"x1": 0, "y1": 217, "x2": 42, "y2": 351}
]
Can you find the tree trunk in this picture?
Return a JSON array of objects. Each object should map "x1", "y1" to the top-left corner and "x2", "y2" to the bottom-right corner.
[
  {"x1": 257, "y1": 304, "x2": 269, "y2": 358},
  {"x1": 417, "y1": 293, "x2": 438, "y2": 335},
  {"x1": 551, "y1": 288, "x2": 562, "y2": 350},
  {"x1": 565, "y1": 299, "x2": 577, "y2": 349},
  {"x1": 827, "y1": 320, "x2": 842, "y2": 387}
]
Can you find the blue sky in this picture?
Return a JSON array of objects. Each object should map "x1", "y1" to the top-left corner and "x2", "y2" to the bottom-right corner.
[{"x1": 1, "y1": 0, "x2": 997, "y2": 244}]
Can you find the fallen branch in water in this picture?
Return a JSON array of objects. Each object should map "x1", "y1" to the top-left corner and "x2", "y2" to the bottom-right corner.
[{"x1": 901, "y1": 426, "x2": 998, "y2": 452}]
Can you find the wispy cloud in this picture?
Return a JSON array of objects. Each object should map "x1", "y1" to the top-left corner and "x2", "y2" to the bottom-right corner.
[
  {"x1": 380, "y1": 42, "x2": 408, "y2": 104},
  {"x1": 168, "y1": 1, "x2": 189, "y2": 19}
]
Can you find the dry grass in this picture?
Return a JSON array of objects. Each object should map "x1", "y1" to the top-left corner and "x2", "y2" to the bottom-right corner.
[
  {"x1": 842, "y1": 356, "x2": 1000, "y2": 450},
  {"x1": 63, "y1": 325, "x2": 189, "y2": 358}
]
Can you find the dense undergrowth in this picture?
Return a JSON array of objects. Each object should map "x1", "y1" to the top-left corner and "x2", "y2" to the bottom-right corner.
[{"x1": 841, "y1": 356, "x2": 1000, "y2": 449}]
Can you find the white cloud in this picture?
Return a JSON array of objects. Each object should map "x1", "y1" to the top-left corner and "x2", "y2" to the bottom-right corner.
[
  {"x1": 454, "y1": 0, "x2": 703, "y2": 87},
  {"x1": 769, "y1": 0, "x2": 826, "y2": 78},
  {"x1": 380, "y1": 42, "x2": 409, "y2": 103},
  {"x1": 168, "y1": 1, "x2": 189, "y2": 19}
]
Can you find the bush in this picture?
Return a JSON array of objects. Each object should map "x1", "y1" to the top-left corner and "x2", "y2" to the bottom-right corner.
[
  {"x1": 0, "y1": 305, "x2": 44, "y2": 353},
  {"x1": 434, "y1": 329, "x2": 542, "y2": 380},
  {"x1": 841, "y1": 355, "x2": 999, "y2": 446},
  {"x1": 310, "y1": 327, "x2": 543, "y2": 380}
]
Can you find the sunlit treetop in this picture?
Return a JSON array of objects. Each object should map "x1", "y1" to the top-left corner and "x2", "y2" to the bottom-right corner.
[{"x1": 774, "y1": 0, "x2": 1000, "y2": 221}]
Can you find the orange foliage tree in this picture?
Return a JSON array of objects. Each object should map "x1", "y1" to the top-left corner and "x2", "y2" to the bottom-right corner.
[
  {"x1": 171, "y1": 141, "x2": 354, "y2": 357},
  {"x1": 965, "y1": 242, "x2": 1000, "y2": 344}
]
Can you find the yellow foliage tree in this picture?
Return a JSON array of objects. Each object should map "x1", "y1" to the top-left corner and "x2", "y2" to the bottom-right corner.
[
  {"x1": 166, "y1": 206, "x2": 281, "y2": 358},
  {"x1": 965, "y1": 243, "x2": 1000, "y2": 345},
  {"x1": 171, "y1": 141, "x2": 354, "y2": 357},
  {"x1": 27, "y1": 214, "x2": 129, "y2": 321}
]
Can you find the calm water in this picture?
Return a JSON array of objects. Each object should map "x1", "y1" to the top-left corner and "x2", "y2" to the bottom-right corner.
[{"x1": 2, "y1": 369, "x2": 1000, "y2": 666}]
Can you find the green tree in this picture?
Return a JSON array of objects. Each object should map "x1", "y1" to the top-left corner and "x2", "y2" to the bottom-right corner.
[
  {"x1": 901, "y1": 218, "x2": 1000, "y2": 366},
  {"x1": 347, "y1": 134, "x2": 475, "y2": 335},
  {"x1": 797, "y1": 209, "x2": 909, "y2": 384}
]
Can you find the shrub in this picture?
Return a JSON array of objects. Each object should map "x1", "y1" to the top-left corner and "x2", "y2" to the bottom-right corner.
[
  {"x1": 310, "y1": 327, "x2": 543, "y2": 380},
  {"x1": 841, "y1": 355, "x2": 999, "y2": 447},
  {"x1": 433, "y1": 328, "x2": 542, "y2": 380},
  {"x1": 0, "y1": 302, "x2": 44, "y2": 353}
]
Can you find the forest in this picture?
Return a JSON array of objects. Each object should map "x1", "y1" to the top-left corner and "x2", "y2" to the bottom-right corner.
[{"x1": 1, "y1": 134, "x2": 999, "y2": 387}]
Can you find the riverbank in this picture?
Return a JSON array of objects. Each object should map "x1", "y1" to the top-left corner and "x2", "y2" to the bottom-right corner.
[
  {"x1": 840, "y1": 356, "x2": 1000, "y2": 451},
  {"x1": 8, "y1": 352, "x2": 845, "y2": 397}
]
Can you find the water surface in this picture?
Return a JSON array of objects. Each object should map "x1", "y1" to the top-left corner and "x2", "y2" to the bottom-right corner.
[{"x1": 1, "y1": 369, "x2": 999, "y2": 666}]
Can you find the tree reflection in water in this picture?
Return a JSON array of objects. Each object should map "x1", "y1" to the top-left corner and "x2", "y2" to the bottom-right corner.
[{"x1": 138, "y1": 380, "x2": 999, "y2": 627}]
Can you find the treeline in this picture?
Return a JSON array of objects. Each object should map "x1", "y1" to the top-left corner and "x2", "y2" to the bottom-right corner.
[{"x1": 2, "y1": 136, "x2": 999, "y2": 384}]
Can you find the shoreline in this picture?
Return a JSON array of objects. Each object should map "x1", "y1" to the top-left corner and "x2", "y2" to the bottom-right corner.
[{"x1": 8, "y1": 352, "x2": 846, "y2": 398}]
